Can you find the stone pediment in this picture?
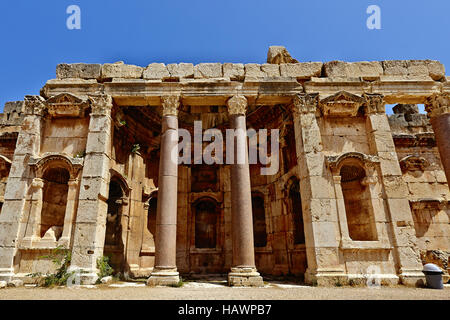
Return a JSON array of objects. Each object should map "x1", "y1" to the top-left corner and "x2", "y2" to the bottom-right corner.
[
  {"x1": 45, "y1": 93, "x2": 89, "y2": 118},
  {"x1": 319, "y1": 91, "x2": 365, "y2": 117}
]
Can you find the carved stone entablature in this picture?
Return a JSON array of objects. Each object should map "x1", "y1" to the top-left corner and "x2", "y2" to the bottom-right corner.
[
  {"x1": 410, "y1": 199, "x2": 450, "y2": 211},
  {"x1": 425, "y1": 93, "x2": 450, "y2": 118},
  {"x1": 88, "y1": 94, "x2": 113, "y2": 116},
  {"x1": 29, "y1": 153, "x2": 83, "y2": 179},
  {"x1": 292, "y1": 93, "x2": 319, "y2": 114},
  {"x1": 161, "y1": 95, "x2": 181, "y2": 117},
  {"x1": 0, "y1": 155, "x2": 12, "y2": 177},
  {"x1": 363, "y1": 93, "x2": 385, "y2": 115},
  {"x1": 227, "y1": 95, "x2": 248, "y2": 116},
  {"x1": 24, "y1": 95, "x2": 46, "y2": 116},
  {"x1": 45, "y1": 93, "x2": 89, "y2": 118},
  {"x1": 399, "y1": 155, "x2": 430, "y2": 173},
  {"x1": 319, "y1": 91, "x2": 365, "y2": 117},
  {"x1": 326, "y1": 152, "x2": 380, "y2": 174},
  {"x1": 393, "y1": 133, "x2": 436, "y2": 148}
]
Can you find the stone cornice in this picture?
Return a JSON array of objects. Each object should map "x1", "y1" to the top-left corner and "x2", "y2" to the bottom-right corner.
[{"x1": 41, "y1": 77, "x2": 445, "y2": 109}]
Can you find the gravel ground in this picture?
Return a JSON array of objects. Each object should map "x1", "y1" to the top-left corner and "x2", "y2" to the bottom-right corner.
[{"x1": 0, "y1": 283, "x2": 449, "y2": 300}]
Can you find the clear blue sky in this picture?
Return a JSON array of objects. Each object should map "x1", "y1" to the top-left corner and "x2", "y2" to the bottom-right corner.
[{"x1": 1, "y1": 0, "x2": 449, "y2": 111}]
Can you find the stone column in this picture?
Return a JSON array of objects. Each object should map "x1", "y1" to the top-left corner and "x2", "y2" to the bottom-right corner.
[
  {"x1": 147, "y1": 95, "x2": 180, "y2": 286},
  {"x1": 364, "y1": 93, "x2": 424, "y2": 286},
  {"x1": 425, "y1": 93, "x2": 450, "y2": 186},
  {"x1": 69, "y1": 94, "x2": 113, "y2": 284},
  {"x1": 330, "y1": 175, "x2": 351, "y2": 243},
  {"x1": 0, "y1": 96, "x2": 45, "y2": 282},
  {"x1": 226, "y1": 95, "x2": 263, "y2": 287},
  {"x1": 292, "y1": 94, "x2": 344, "y2": 286},
  {"x1": 59, "y1": 179, "x2": 80, "y2": 247},
  {"x1": 21, "y1": 178, "x2": 44, "y2": 246}
]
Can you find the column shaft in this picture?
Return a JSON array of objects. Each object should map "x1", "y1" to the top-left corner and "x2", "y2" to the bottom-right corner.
[
  {"x1": 147, "y1": 96, "x2": 180, "y2": 286},
  {"x1": 226, "y1": 95, "x2": 263, "y2": 287},
  {"x1": 430, "y1": 114, "x2": 450, "y2": 185},
  {"x1": 229, "y1": 114, "x2": 255, "y2": 268}
]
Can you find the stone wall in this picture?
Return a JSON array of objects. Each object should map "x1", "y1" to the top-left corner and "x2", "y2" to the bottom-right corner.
[
  {"x1": 389, "y1": 105, "x2": 450, "y2": 278},
  {"x1": 0, "y1": 46, "x2": 448, "y2": 286}
]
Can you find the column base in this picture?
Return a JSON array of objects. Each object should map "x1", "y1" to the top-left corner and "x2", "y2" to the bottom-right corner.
[
  {"x1": 228, "y1": 267, "x2": 264, "y2": 287},
  {"x1": 147, "y1": 267, "x2": 180, "y2": 287}
]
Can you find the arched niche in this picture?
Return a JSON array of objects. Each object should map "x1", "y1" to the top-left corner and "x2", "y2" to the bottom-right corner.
[
  {"x1": 193, "y1": 197, "x2": 220, "y2": 249},
  {"x1": 335, "y1": 156, "x2": 378, "y2": 241},
  {"x1": 285, "y1": 176, "x2": 305, "y2": 245},
  {"x1": 103, "y1": 172, "x2": 130, "y2": 274},
  {"x1": 251, "y1": 192, "x2": 267, "y2": 248}
]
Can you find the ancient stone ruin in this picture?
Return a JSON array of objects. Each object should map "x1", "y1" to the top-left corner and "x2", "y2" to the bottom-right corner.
[{"x1": 0, "y1": 46, "x2": 448, "y2": 287}]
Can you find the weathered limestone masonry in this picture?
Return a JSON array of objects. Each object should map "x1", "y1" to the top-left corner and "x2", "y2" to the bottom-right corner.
[{"x1": 0, "y1": 46, "x2": 448, "y2": 286}]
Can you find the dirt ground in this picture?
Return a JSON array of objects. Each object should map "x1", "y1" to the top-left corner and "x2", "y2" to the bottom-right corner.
[{"x1": 0, "y1": 282, "x2": 449, "y2": 300}]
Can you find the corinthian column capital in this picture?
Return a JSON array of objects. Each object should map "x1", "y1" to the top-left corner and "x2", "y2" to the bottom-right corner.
[
  {"x1": 363, "y1": 93, "x2": 385, "y2": 115},
  {"x1": 292, "y1": 93, "x2": 319, "y2": 114},
  {"x1": 161, "y1": 95, "x2": 180, "y2": 117},
  {"x1": 227, "y1": 95, "x2": 248, "y2": 116},
  {"x1": 24, "y1": 95, "x2": 46, "y2": 116},
  {"x1": 88, "y1": 94, "x2": 113, "y2": 116},
  {"x1": 425, "y1": 93, "x2": 450, "y2": 118}
]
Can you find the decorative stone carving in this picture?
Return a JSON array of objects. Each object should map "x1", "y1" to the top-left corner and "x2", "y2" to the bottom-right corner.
[
  {"x1": 31, "y1": 177, "x2": 44, "y2": 190},
  {"x1": 292, "y1": 93, "x2": 319, "y2": 114},
  {"x1": 45, "y1": 93, "x2": 89, "y2": 118},
  {"x1": 161, "y1": 95, "x2": 180, "y2": 116},
  {"x1": 319, "y1": 91, "x2": 365, "y2": 117},
  {"x1": 24, "y1": 95, "x2": 46, "y2": 116},
  {"x1": 363, "y1": 93, "x2": 385, "y2": 115},
  {"x1": 326, "y1": 152, "x2": 380, "y2": 174},
  {"x1": 399, "y1": 155, "x2": 430, "y2": 173},
  {"x1": 88, "y1": 94, "x2": 113, "y2": 116},
  {"x1": 425, "y1": 93, "x2": 450, "y2": 118},
  {"x1": 29, "y1": 154, "x2": 83, "y2": 180},
  {"x1": 227, "y1": 95, "x2": 248, "y2": 115}
]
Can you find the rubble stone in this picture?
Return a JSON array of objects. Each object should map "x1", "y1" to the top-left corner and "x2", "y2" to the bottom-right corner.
[{"x1": 267, "y1": 46, "x2": 298, "y2": 64}]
